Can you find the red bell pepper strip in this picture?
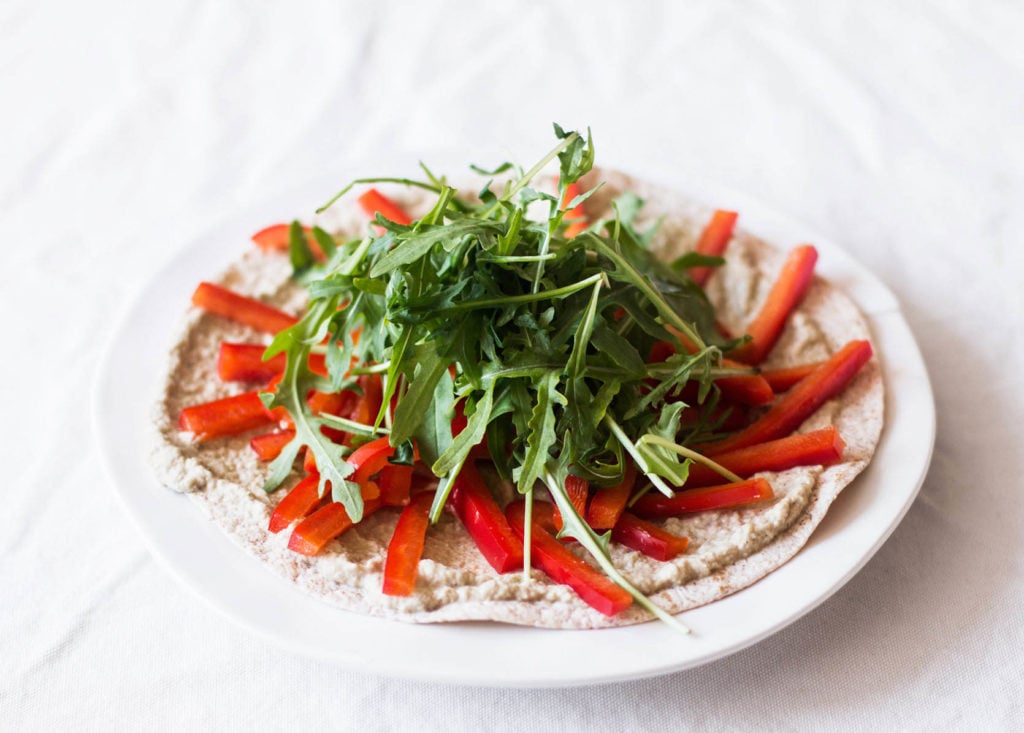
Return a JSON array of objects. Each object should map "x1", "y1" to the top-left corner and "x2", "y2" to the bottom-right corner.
[
  {"x1": 378, "y1": 464, "x2": 414, "y2": 506},
  {"x1": 268, "y1": 473, "x2": 323, "y2": 533},
  {"x1": 218, "y1": 342, "x2": 285, "y2": 383},
  {"x1": 562, "y1": 182, "x2": 588, "y2": 238},
  {"x1": 686, "y1": 426, "x2": 845, "y2": 487},
  {"x1": 347, "y1": 436, "x2": 395, "y2": 485},
  {"x1": 178, "y1": 391, "x2": 275, "y2": 441},
  {"x1": 382, "y1": 491, "x2": 436, "y2": 596},
  {"x1": 450, "y1": 462, "x2": 524, "y2": 573},
  {"x1": 679, "y1": 403, "x2": 750, "y2": 433},
  {"x1": 611, "y1": 512, "x2": 690, "y2": 561},
  {"x1": 631, "y1": 478, "x2": 774, "y2": 518},
  {"x1": 664, "y1": 330, "x2": 774, "y2": 407},
  {"x1": 714, "y1": 362, "x2": 775, "y2": 406},
  {"x1": 307, "y1": 389, "x2": 355, "y2": 418},
  {"x1": 259, "y1": 373, "x2": 292, "y2": 426},
  {"x1": 287, "y1": 498, "x2": 382, "y2": 555},
  {"x1": 251, "y1": 222, "x2": 327, "y2": 260},
  {"x1": 586, "y1": 462, "x2": 637, "y2": 530},
  {"x1": 192, "y1": 282, "x2": 299, "y2": 335},
  {"x1": 251, "y1": 223, "x2": 294, "y2": 251},
  {"x1": 687, "y1": 210, "x2": 738, "y2": 287},
  {"x1": 506, "y1": 501, "x2": 633, "y2": 617},
  {"x1": 250, "y1": 429, "x2": 296, "y2": 462},
  {"x1": 217, "y1": 342, "x2": 327, "y2": 383},
  {"x1": 553, "y1": 474, "x2": 590, "y2": 532},
  {"x1": 303, "y1": 447, "x2": 317, "y2": 473},
  {"x1": 358, "y1": 188, "x2": 413, "y2": 226},
  {"x1": 731, "y1": 245, "x2": 818, "y2": 365},
  {"x1": 761, "y1": 361, "x2": 825, "y2": 393},
  {"x1": 702, "y1": 339, "x2": 873, "y2": 456},
  {"x1": 348, "y1": 374, "x2": 383, "y2": 429}
]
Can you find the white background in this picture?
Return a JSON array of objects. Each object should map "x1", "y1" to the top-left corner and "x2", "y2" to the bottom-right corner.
[{"x1": 3, "y1": 1, "x2": 1023, "y2": 730}]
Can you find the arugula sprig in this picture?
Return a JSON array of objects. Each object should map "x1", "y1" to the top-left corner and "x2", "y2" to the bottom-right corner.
[{"x1": 265, "y1": 124, "x2": 743, "y2": 622}]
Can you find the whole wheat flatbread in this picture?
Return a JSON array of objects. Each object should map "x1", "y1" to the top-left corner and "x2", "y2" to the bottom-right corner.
[{"x1": 150, "y1": 168, "x2": 883, "y2": 629}]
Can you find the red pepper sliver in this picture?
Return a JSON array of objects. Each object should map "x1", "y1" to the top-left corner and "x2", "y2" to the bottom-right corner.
[
  {"x1": 714, "y1": 360, "x2": 775, "y2": 406},
  {"x1": 288, "y1": 498, "x2": 382, "y2": 556},
  {"x1": 586, "y1": 462, "x2": 637, "y2": 530},
  {"x1": 382, "y1": 491, "x2": 435, "y2": 597},
  {"x1": 666, "y1": 330, "x2": 774, "y2": 407},
  {"x1": 687, "y1": 426, "x2": 845, "y2": 487},
  {"x1": 192, "y1": 282, "x2": 299, "y2": 335},
  {"x1": 251, "y1": 223, "x2": 325, "y2": 260},
  {"x1": 269, "y1": 473, "x2": 322, "y2": 533},
  {"x1": 631, "y1": 478, "x2": 774, "y2": 518},
  {"x1": 562, "y1": 182, "x2": 588, "y2": 238},
  {"x1": 688, "y1": 210, "x2": 738, "y2": 287},
  {"x1": 731, "y1": 245, "x2": 818, "y2": 365},
  {"x1": 761, "y1": 361, "x2": 825, "y2": 393},
  {"x1": 218, "y1": 342, "x2": 285, "y2": 383},
  {"x1": 611, "y1": 512, "x2": 690, "y2": 561},
  {"x1": 347, "y1": 436, "x2": 395, "y2": 485},
  {"x1": 178, "y1": 391, "x2": 275, "y2": 441},
  {"x1": 450, "y1": 462, "x2": 524, "y2": 573},
  {"x1": 357, "y1": 188, "x2": 413, "y2": 226},
  {"x1": 553, "y1": 475, "x2": 590, "y2": 532},
  {"x1": 507, "y1": 501, "x2": 633, "y2": 617},
  {"x1": 702, "y1": 339, "x2": 873, "y2": 456},
  {"x1": 250, "y1": 429, "x2": 296, "y2": 462},
  {"x1": 378, "y1": 464, "x2": 414, "y2": 507}
]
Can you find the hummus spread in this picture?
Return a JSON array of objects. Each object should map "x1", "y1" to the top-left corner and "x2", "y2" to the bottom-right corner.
[{"x1": 149, "y1": 168, "x2": 883, "y2": 629}]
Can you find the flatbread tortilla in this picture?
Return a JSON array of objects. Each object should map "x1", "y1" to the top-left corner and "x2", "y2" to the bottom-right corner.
[{"x1": 149, "y1": 168, "x2": 883, "y2": 629}]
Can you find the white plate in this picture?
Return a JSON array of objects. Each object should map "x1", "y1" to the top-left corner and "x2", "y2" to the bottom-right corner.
[{"x1": 93, "y1": 167, "x2": 934, "y2": 688}]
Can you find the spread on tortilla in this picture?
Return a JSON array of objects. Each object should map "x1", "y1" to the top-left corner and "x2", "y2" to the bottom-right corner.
[{"x1": 149, "y1": 167, "x2": 883, "y2": 629}]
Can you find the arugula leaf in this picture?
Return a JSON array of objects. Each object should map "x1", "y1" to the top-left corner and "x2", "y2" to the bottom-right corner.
[{"x1": 262, "y1": 124, "x2": 729, "y2": 630}]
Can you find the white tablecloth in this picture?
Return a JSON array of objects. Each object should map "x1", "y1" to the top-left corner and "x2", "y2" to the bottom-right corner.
[{"x1": 4, "y1": 1, "x2": 1023, "y2": 729}]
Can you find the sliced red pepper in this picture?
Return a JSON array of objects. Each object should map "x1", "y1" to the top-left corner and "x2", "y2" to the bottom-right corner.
[
  {"x1": 553, "y1": 475, "x2": 590, "y2": 532},
  {"x1": 307, "y1": 389, "x2": 355, "y2": 418},
  {"x1": 218, "y1": 342, "x2": 285, "y2": 383},
  {"x1": 714, "y1": 361, "x2": 775, "y2": 406},
  {"x1": 382, "y1": 491, "x2": 435, "y2": 596},
  {"x1": 287, "y1": 498, "x2": 382, "y2": 556},
  {"x1": 688, "y1": 209, "x2": 738, "y2": 287},
  {"x1": 219, "y1": 342, "x2": 328, "y2": 383},
  {"x1": 586, "y1": 462, "x2": 637, "y2": 530},
  {"x1": 259, "y1": 373, "x2": 292, "y2": 426},
  {"x1": 611, "y1": 512, "x2": 690, "y2": 561},
  {"x1": 761, "y1": 361, "x2": 825, "y2": 393},
  {"x1": 192, "y1": 282, "x2": 299, "y2": 335},
  {"x1": 178, "y1": 391, "x2": 275, "y2": 441},
  {"x1": 268, "y1": 473, "x2": 323, "y2": 533},
  {"x1": 251, "y1": 223, "x2": 294, "y2": 251},
  {"x1": 562, "y1": 182, "x2": 588, "y2": 238},
  {"x1": 631, "y1": 478, "x2": 774, "y2": 518},
  {"x1": 666, "y1": 331, "x2": 774, "y2": 407},
  {"x1": 506, "y1": 501, "x2": 632, "y2": 617},
  {"x1": 250, "y1": 429, "x2": 296, "y2": 461},
  {"x1": 702, "y1": 340, "x2": 873, "y2": 455},
  {"x1": 687, "y1": 426, "x2": 845, "y2": 487},
  {"x1": 348, "y1": 374, "x2": 383, "y2": 429},
  {"x1": 251, "y1": 223, "x2": 326, "y2": 260},
  {"x1": 450, "y1": 462, "x2": 524, "y2": 573},
  {"x1": 731, "y1": 245, "x2": 818, "y2": 365},
  {"x1": 347, "y1": 436, "x2": 395, "y2": 485},
  {"x1": 358, "y1": 188, "x2": 413, "y2": 226},
  {"x1": 679, "y1": 403, "x2": 750, "y2": 433},
  {"x1": 378, "y1": 464, "x2": 414, "y2": 506}
]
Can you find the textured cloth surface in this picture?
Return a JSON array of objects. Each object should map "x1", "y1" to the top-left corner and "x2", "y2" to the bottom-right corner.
[{"x1": 3, "y1": 1, "x2": 1023, "y2": 730}]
